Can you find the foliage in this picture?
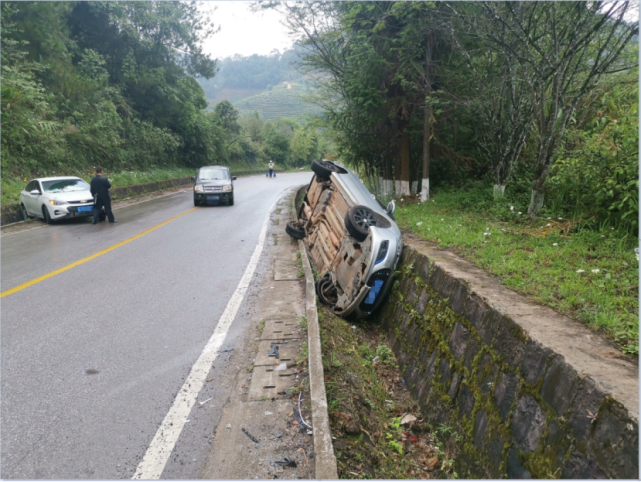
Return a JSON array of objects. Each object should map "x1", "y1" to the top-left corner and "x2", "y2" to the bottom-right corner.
[{"x1": 395, "y1": 191, "x2": 638, "y2": 355}]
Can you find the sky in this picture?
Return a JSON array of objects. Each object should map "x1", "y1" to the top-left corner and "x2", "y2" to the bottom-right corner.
[{"x1": 199, "y1": 2, "x2": 294, "y2": 60}]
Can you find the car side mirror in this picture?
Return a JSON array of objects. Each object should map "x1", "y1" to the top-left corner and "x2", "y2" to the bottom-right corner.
[
  {"x1": 231, "y1": 176, "x2": 237, "y2": 181},
  {"x1": 191, "y1": 176, "x2": 196, "y2": 182},
  {"x1": 30, "y1": 190, "x2": 40, "y2": 196},
  {"x1": 386, "y1": 200, "x2": 396, "y2": 215}
]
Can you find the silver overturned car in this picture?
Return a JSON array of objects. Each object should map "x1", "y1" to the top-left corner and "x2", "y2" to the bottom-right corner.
[{"x1": 287, "y1": 159, "x2": 402, "y2": 319}]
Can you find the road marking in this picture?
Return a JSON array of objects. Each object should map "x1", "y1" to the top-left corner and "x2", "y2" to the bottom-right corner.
[
  {"x1": 0, "y1": 207, "x2": 199, "y2": 298},
  {"x1": 132, "y1": 189, "x2": 291, "y2": 480}
]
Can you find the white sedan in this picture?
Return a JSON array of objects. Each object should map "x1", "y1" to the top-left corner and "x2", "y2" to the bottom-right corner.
[{"x1": 19, "y1": 177, "x2": 95, "y2": 224}]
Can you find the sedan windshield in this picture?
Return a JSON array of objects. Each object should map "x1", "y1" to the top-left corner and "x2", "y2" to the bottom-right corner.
[
  {"x1": 42, "y1": 179, "x2": 91, "y2": 193},
  {"x1": 199, "y1": 169, "x2": 230, "y2": 181}
]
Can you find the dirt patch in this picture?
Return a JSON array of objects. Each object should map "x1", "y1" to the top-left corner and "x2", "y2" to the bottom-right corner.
[{"x1": 319, "y1": 307, "x2": 459, "y2": 479}]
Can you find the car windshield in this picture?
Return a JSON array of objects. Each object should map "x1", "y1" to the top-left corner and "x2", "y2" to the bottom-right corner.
[
  {"x1": 199, "y1": 169, "x2": 230, "y2": 180},
  {"x1": 42, "y1": 179, "x2": 90, "y2": 193}
]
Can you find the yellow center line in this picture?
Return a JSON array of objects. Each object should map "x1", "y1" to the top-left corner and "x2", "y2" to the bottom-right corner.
[{"x1": 1, "y1": 207, "x2": 199, "y2": 298}]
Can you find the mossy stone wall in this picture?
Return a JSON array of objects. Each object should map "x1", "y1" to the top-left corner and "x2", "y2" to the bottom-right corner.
[{"x1": 375, "y1": 246, "x2": 638, "y2": 479}]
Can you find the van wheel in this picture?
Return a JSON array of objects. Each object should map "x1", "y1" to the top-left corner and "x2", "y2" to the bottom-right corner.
[
  {"x1": 311, "y1": 159, "x2": 342, "y2": 180},
  {"x1": 345, "y1": 205, "x2": 376, "y2": 242},
  {"x1": 286, "y1": 220, "x2": 306, "y2": 240}
]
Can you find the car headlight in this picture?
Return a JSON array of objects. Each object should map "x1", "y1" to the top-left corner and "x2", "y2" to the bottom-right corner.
[
  {"x1": 49, "y1": 199, "x2": 66, "y2": 206},
  {"x1": 194, "y1": 185, "x2": 204, "y2": 192},
  {"x1": 223, "y1": 184, "x2": 232, "y2": 192}
]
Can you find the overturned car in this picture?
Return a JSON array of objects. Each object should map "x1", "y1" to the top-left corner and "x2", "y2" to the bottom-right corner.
[{"x1": 287, "y1": 160, "x2": 402, "y2": 319}]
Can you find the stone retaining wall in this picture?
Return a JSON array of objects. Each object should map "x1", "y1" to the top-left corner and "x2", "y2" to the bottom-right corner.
[{"x1": 375, "y1": 236, "x2": 638, "y2": 479}]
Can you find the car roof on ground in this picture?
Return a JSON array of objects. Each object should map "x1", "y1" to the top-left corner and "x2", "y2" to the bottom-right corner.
[{"x1": 32, "y1": 176, "x2": 84, "y2": 182}]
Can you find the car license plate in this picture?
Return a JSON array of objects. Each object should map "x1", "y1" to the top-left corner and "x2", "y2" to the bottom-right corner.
[
  {"x1": 78, "y1": 206, "x2": 92, "y2": 212},
  {"x1": 207, "y1": 195, "x2": 219, "y2": 201}
]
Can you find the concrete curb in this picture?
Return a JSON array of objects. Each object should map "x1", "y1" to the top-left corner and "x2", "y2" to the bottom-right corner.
[{"x1": 299, "y1": 239, "x2": 338, "y2": 480}]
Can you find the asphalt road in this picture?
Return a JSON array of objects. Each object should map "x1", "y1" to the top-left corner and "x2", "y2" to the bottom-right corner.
[{"x1": 0, "y1": 172, "x2": 309, "y2": 479}]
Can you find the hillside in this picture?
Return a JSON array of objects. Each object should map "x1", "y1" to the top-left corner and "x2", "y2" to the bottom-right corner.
[{"x1": 232, "y1": 81, "x2": 322, "y2": 120}]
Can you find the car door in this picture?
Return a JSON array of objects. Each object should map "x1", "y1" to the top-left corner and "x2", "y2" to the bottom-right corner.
[{"x1": 23, "y1": 181, "x2": 41, "y2": 215}]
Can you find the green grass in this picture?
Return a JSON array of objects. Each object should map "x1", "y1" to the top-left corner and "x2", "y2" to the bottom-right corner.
[{"x1": 395, "y1": 187, "x2": 639, "y2": 355}]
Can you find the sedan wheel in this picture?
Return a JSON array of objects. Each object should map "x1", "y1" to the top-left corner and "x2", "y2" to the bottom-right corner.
[
  {"x1": 345, "y1": 205, "x2": 377, "y2": 242},
  {"x1": 20, "y1": 204, "x2": 30, "y2": 220},
  {"x1": 42, "y1": 206, "x2": 53, "y2": 225}
]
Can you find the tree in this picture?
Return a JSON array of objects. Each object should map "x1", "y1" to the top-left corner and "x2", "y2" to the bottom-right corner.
[{"x1": 468, "y1": 1, "x2": 638, "y2": 214}]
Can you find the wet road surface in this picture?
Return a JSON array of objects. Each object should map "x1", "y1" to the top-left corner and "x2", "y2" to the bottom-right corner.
[{"x1": 1, "y1": 172, "x2": 309, "y2": 479}]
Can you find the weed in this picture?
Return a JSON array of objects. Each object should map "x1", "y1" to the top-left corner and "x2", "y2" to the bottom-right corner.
[
  {"x1": 298, "y1": 316, "x2": 307, "y2": 330},
  {"x1": 387, "y1": 440, "x2": 403, "y2": 455},
  {"x1": 275, "y1": 208, "x2": 282, "y2": 215},
  {"x1": 297, "y1": 341, "x2": 308, "y2": 365},
  {"x1": 247, "y1": 366, "x2": 253, "y2": 373},
  {"x1": 272, "y1": 218, "x2": 280, "y2": 225},
  {"x1": 375, "y1": 344, "x2": 394, "y2": 365}
]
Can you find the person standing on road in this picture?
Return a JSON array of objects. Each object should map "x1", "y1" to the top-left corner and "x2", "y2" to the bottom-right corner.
[
  {"x1": 268, "y1": 160, "x2": 275, "y2": 178},
  {"x1": 91, "y1": 166, "x2": 116, "y2": 224}
]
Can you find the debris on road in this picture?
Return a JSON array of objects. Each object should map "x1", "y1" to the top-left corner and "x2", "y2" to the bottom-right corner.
[
  {"x1": 273, "y1": 362, "x2": 288, "y2": 372},
  {"x1": 198, "y1": 398, "x2": 212, "y2": 407},
  {"x1": 268, "y1": 344, "x2": 280, "y2": 359},
  {"x1": 242, "y1": 428, "x2": 259, "y2": 444},
  {"x1": 274, "y1": 456, "x2": 297, "y2": 468},
  {"x1": 400, "y1": 413, "x2": 417, "y2": 425}
]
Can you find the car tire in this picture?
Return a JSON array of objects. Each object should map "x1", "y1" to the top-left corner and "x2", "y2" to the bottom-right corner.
[
  {"x1": 20, "y1": 203, "x2": 30, "y2": 220},
  {"x1": 194, "y1": 198, "x2": 200, "y2": 207},
  {"x1": 42, "y1": 205, "x2": 53, "y2": 225},
  {"x1": 228, "y1": 197, "x2": 234, "y2": 206},
  {"x1": 285, "y1": 220, "x2": 306, "y2": 240},
  {"x1": 311, "y1": 159, "x2": 342, "y2": 180},
  {"x1": 345, "y1": 205, "x2": 377, "y2": 242},
  {"x1": 316, "y1": 274, "x2": 337, "y2": 306}
]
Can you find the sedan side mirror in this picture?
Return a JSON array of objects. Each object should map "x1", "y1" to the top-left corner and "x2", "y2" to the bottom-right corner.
[
  {"x1": 386, "y1": 200, "x2": 396, "y2": 215},
  {"x1": 30, "y1": 190, "x2": 40, "y2": 196},
  {"x1": 231, "y1": 176, "x2": 237, "y2": 181},
  {"x1": 191, "y1": 176, "x2": 196, "y2": 182}
]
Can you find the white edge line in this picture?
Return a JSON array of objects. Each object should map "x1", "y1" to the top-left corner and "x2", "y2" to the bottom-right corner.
[{"x1": 132, "y1": 187, "x2": 293, "y2": 480}]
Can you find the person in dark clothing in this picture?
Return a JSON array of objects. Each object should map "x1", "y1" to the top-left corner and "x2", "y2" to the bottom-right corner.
[{"x1": 90, "y1": 166, "x2": 116, "y2": 224}]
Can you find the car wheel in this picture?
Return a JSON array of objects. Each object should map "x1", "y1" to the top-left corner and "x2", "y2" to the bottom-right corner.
[
  {"x1": 228, "y1": 197, "x2": 234, "y2": 206},
  {"x1": 311, "y1": 159, "x2": 342, "y2": 180},
  {"x1": 316, "y1": 274, "x2": 337, "y2": 306},
  {"x1": 42, "y1": 205, "x2": 53, "y2": 225},
  {"x1": 285, "y1": 220, "x2": 306, "y2": 240},
  {"x1": 345, "y1": 205, "x2": 377, "y2": 242},
  {"x1": 194, "y1": 198, "x2": 200, "y2": 207},
  {"x1": 20, "y1": 203, "x2": 30, "y2": 220}
]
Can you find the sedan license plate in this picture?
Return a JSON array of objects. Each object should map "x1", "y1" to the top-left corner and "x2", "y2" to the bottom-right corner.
[
  {"x1": 78, "y1": 205, "x2": 92, "y2": 212},
  {"x1": 207, "y1": 195, "x2": 220, "y2": 201}
]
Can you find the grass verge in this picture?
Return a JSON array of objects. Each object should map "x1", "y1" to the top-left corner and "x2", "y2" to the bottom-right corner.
[
  {"x1": 395, "y1": 188, "x2": 638, "y2": 355},
  {"x1": 319, "y1": 307, "x2": 458, "y2": 479}
]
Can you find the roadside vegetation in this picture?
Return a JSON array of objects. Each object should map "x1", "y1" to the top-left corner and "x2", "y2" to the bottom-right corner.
[
  {"x1": 395, "y1": 188, "x2": 638, "y2": 355},
  {"x1": 319, "y1": 307, "x2": 458, "y2": 479},
  {"x1": 1, "y1": 2, "x2": 332, "y2": 208}
]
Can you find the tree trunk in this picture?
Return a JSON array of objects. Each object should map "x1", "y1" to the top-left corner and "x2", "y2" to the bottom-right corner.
[
  {"x1": 400, "y1": 131, "x2": 411, "y2": 196},
  {"x1": 421, "y1": 33, "x2": 433, "y2": 202},
  {"x1": 493, "y1": 184, "x2": 506, "y2": 199},
  {"x1": 394, "y1": 137, "x2": 402, "y2": 196}
]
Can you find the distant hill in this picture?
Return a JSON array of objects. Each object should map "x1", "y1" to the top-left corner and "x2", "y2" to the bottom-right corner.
[
  {"x1": 196, "y1": 47, "x2": 321, "y2": 119},
  {"x1": 233, "y1": 81, "x2": 321, "y2": 120}
]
